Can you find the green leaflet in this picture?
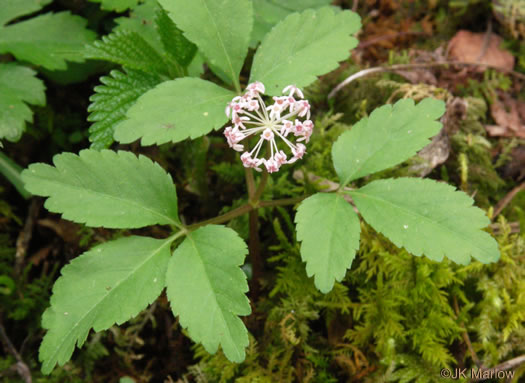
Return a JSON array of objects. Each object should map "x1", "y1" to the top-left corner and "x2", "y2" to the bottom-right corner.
[
  {"x1": 21, "y1": 150, "x2": 180, "y2": 228},
  {"x1": 0, "y1": 12, "x2": 96, "y2": 70},
  {"x1": 0, "y1": 63, "x2": 45, "y2": 142},
  {"x1": 295, "y1": 193, "x2": 361, "y2": 293},
  {"x1": 158, "y1": 0, "x2": 253, "y2": 87},
  {"x1": 155, "y1": 8, "x2": 197, "y2": 68},
  {"x1": 88, "y1": 0, "x2": 139, "y2": 12},
  {"x1": 88, "y1": 68, "x2": 162, "y2": 149},
  {"x1": 114, "y1": 0, "x2": 163, "y2": 53},
  {"x1": 84, "y1": 30, "x2": 170, "y2": 76},
  {"x1": 250, "y1": 7, "x2": 360, "y2": 96},
  {"x1": 39, "y1": 236, "x2": 172, "y2": 374},
  {"x1": 0, "y1": 0, "x2": 52, "y2": 26},
  {"x1": 167, "y1": 225, "x2": 251, "y2": 362},
  {"x1": 349, "y1": 178, "x2": 500, "y2": 264},
  {"x1": 332, "y1": 98, "x2": 446, "y2": 186},
  {"x1": 251, "y1": 0, "x2": 333, "y2": 47},
  {"x1": 114, "y1": 78, "x2": 235, "y2": 146}
]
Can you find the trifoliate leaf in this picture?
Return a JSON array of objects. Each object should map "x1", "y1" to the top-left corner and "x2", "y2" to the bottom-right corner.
[
  {"x1": 0, "y1": 63, "x2": 45, "y2": 142},
  {"x1": 251, "y1": 0, "x2": 333, "y2": 47},
  {"x1": 114, "y1": 78, "x2": 235, "y2": 146},
  {"x1": 155, "y1": 8, "x2": 197, "y2": 68},
  {"x1": 332, "y1": 98, "x2": 446, "y2": 186},
  {"x1": 295, "y1": 193, "x2": 360, "y2": 293},
  {"x1": 250, "y1": 7, "x2": 360, "y2": 96},
  {"x1": 349, "y1": 178, "x2": 499, "y2": 264},
  {"x1": 22, "y1": 150, "x2": 180, "y2": 228},
  {"x1": 167, "y1": 225, "x2": 250, "y2": 362},
  {"x1": 85, "y1": 30, "x2": 169, "y2": 75},
  {"x1": 158, "y1": 0, "x2": 253, "y2": 85},
  {"x1": 39, "y1": 236, "x2": 172, "y2": 374},
  {"x1": 0, "y1": 12, "x2": 96, "y2": 70},
  {"x1": 88, "y1": 68, "x2": 162, "y2": 149},
  {"x1": 0, "y1": 0, "x2": 52, "y2": 26},
  {"x1": 88, "y1": 0, "x2": 139, "y2": 12}
]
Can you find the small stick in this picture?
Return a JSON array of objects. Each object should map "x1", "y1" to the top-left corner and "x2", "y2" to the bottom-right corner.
[
  {"x1": 328, "y1": 61, "x2": 525, "y2": 99},
  {"x1": 492, "y1": 182, "x2": 525, "y2": 220},
  {"x1": 0, "y1": 321, "x2": 32, "y2": 383},
  {"x1": 15, "y1": 199, "x2": 40, "y2": 276},
  {"x1": 475, "y1": 19, "x2": 493, "y2": 62},
  {"x1": 452, "y1": 295, "x2": 484, "y2": 369}
]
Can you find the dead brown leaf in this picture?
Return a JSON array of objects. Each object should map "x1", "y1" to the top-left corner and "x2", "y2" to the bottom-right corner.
[
  {"x1": 486, "y1": 94, "x2": 525, "y2": 138},
  {"x1": 448, "y1": 30, "x2": 515, "y2": 71}
]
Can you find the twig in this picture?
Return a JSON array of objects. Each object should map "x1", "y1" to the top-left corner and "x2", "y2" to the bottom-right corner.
[
  {"x1": 15, "y1": 199, "x2": 40, "y2": 276},
  {"x1": 127, "y1": 302, "x2": 157, "y2": 351},
  {"x1": 489, "y1": 221, "x2": 520, "y2": 235},
  {"x1": 0, "y1": 321, "x2": 32, "y2": 383},
  {"x1": 476, "y1": 19, "x2": 492, "y2": 63},
  {"x1": 357, "y1": 31, "x2": 425, "y2": 50},
  {"x1": 328, "y1": 61, "x2": 525, "y2": 99},
  {"x1": 452, "y1": 295, "x2": 484, "y2": 369},
  {"x1": 492, "y1": 182, "x2": 525, "y2": 220}
]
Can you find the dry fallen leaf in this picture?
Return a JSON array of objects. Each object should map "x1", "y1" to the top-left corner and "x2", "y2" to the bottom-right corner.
[
  {"x1": 448, "y1": 30, "x2": 515, "y2": 71},
  {"x1": 486, "y1": 94, "x2": 525, "y2": 138}
]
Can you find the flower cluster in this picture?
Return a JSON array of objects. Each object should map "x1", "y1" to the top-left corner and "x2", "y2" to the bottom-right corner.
[{"x1": 224, "y1": 82, "x2": 313, "y2": 173}]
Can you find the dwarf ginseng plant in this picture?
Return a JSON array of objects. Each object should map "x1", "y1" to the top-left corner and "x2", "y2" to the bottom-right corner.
[{"x1": 21, "y1": 0, "x2": 500, "y2": 374}]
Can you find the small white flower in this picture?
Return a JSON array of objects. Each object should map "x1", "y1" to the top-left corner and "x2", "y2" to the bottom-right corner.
[
  {"x1": 283, "y1": 85, "x2": 304, "y2": 99},
  {"x1": 223, "y1": 82, "x2": 313, "y2": 172}
]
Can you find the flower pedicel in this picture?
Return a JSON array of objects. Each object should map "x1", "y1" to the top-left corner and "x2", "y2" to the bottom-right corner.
[{"x1": 224, "y1": 82, "x2": 313, "y2": 173}]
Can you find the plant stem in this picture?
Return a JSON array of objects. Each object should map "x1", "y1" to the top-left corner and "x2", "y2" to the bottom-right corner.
[
  {"x1": 245, "y1": 168, "x2": 256, "y2": 198},
  {"x1": 233, "y1": 78, "x2": 242, "y2": 94},
  {"x1": 186, "y1": 203, "x2": 253, "y2": 231},
  {"x1": 185, "y1": 195, "x2": 308, "y2": 232},
  {"x1": 252, "y1": 170, "x2": 269, "y2": 204},
  {"x1": 248, "y1": 209, "x2": 262, "y2": 299},
  {"x1": 259, "y1": 196, "x2": 308, "y2": 208}
]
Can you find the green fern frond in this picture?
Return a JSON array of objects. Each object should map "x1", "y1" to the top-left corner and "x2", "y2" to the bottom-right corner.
[
  {"x1": 85, "y1": 30, "x2": 170, "y2": 75},
  {"x1": 87, "y1": 68, "x2": 161, "y2": 149}
]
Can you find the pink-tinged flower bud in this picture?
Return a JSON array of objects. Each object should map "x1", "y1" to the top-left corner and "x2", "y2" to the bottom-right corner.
[
  {"x1": 241, "y1": 152, "x2": 252, "y2": 166},
  {"x1": 275, "y1": 150, "x2": 287, "y2": 165},
  {"x1": 296, "y1": 100, "x2": 311, "y2": 119},
  {"x1": 293, "y1": 119, "x2": 304, "y2": 136},
  {"x1": 292, "y1": 143, "x2": 306, "y2": 159},
  {"x1": 246, "y1": 99, "x2": 259, "y2": 111},
  {"x1": 233, "y1": 115, "x2": 249, "y2": 129},
  {"x1": 267, "y1": 103, "x2": 282, "y2": 120},
  {"x1": 248, "y1": 81, "x2": 265, "y2": 94},
  {"x1": 264, "y1": 158, "x2": 279, "y2": 173},
  {"x1": 262, "y1": 128, "x2": 274, "y2": 141},
  {"x1": 283, "y1": 85, "x2": 304, "y2": 99},
  {"x1": 303, "y1": 120, "x2": 314, "y2": 132},
  {"x1": 281, "y1": 120, "x2": 293, "y2": 136}
]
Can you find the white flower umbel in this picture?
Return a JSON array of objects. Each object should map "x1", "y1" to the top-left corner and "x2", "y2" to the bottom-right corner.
[{"x1": 224, "y1": 82, "x2": 313, "y2": 173}]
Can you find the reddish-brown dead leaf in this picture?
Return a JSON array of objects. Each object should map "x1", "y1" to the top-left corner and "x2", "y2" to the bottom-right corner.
[
  {"x1": 448, "y1": 30, "x2": 515, "y2": 71},
  {"x1": 486, "y1": 94, "x2": 525, "y2": 138}
]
